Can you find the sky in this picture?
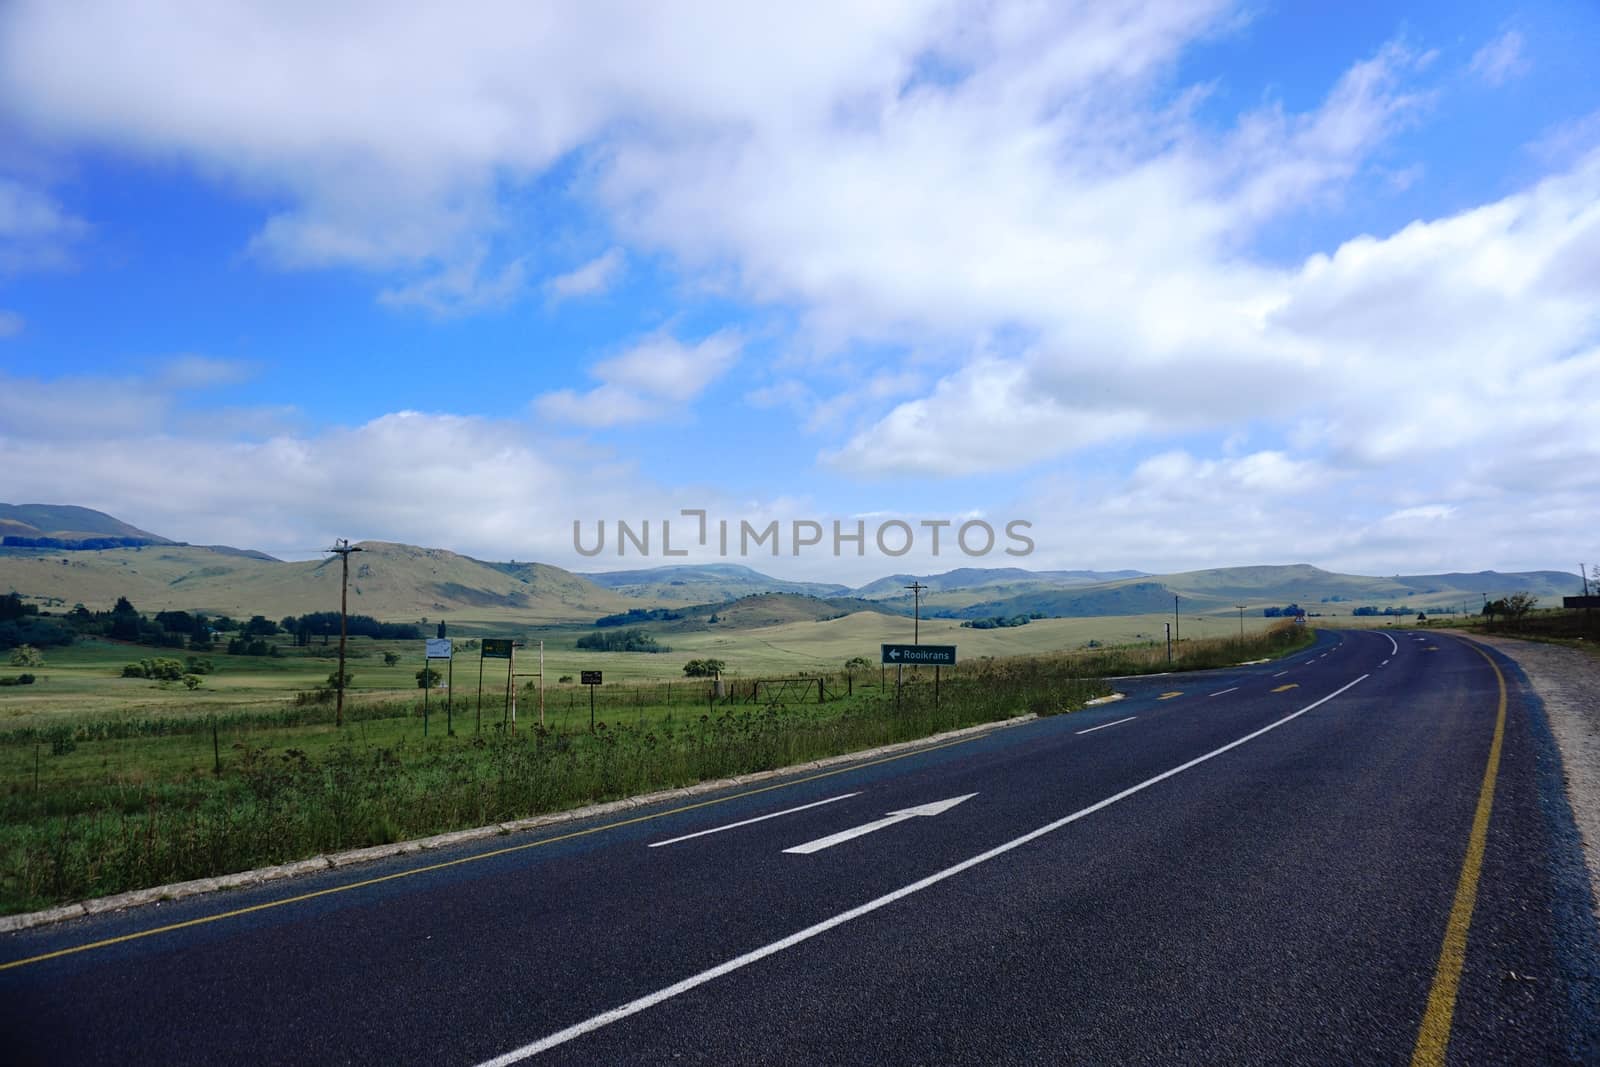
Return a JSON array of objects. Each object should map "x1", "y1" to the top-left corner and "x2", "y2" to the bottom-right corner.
[{"x1": 1, "y1": 0, "x2": 1597, "y2": 583}]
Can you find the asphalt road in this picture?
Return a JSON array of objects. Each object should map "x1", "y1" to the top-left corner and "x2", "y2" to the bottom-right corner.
[{"x1": 4, "y1": 629, "x2": 1597, "y2": 1064}]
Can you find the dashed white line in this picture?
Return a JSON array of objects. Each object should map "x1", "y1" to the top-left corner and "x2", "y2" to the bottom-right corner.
[
  {"x1": 1076, "y1": 716, "x2": 1136, "y2": 735},
  {"x1": 1208, "y1": 687, "x2": 1239, "y2": 697},
  {"x1": 1272, "y1": 671, "x2": 1288, "y2": 678},
  {"x1": 476, "y1": 673, "x2": 1371, "y2": 1065},
  {"x1": 648, "y1": 793, "x2": 861, "y2": 848}
]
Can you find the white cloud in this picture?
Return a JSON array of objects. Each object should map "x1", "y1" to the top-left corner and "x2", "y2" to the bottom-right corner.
[
  {"x1": 535, "y1": 329, "x2": 743, "y2": 427},
  {"x1": 377, "y1": 252, "x2": 527, "y2": 316},
  {"x1": 158, "y1": 354, "x2": 256, "y2": 389},
  {"x1": 1470, "y1": 30, "x2": 1528, "y2": 87},
  {"x1": 0, "y1": 175, "x2": 86, "y2": 272},
  {"x1": 546, "y1": 248, "x2": 625, "y2": 302}
]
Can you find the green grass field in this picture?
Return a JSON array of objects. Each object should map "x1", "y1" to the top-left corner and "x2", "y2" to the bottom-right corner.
[{"x1": 0, "y1": 614, "x2": 1316, "y2": 916}]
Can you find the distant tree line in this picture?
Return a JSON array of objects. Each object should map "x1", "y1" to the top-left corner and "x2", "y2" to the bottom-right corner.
[
  {"x1": 2, "y1": 535, "x2": 161, "y2": 550},
  {"x1": 1, "y1": 592, "x2": 75, "y2": 649},
  {"x1": 1, "y1": 590, "x2": 418, "y2": 654},
  {"x1": 594, "y1": 607, "x2": 686, "y2": 627},
  {"x1": 575, "y1": 628, "x2": 669, "y2": 653},
  {"x1": 1262, "y1": 604, "x2": 1307, "y2": 618},
  {"x1": 960, "y1": 614, "x2": 1039, "y2": 629},
  {"x1": 279, "y1": 612, "x2": 421, "y2": 645}
]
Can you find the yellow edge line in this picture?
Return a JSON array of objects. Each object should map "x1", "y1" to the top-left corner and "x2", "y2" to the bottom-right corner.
[
  {"x1": 1410, "y1": 641, "x2": 1508, "y2": 1067},
  {"x1": 2, "y1": 732, "x2": 982, "y2": 972}
]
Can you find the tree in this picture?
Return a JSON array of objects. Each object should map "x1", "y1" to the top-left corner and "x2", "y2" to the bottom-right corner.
[
  {"x1": 1504, "y1": 592, "x2": 1537, "y2": 623},
  {"x1": 8, "y1": 644, "x2": 43, "y2": 668},
  {"x1": 416, "y1": 665, "x2": 441, "y2": 688},
  {"x1": 244, "y1": 614, "x2": 279, "y2": 637},
  {"x1": 682, "y1": 658, "x2": 727, "y2": 677},
  {"x1": 112, "y1": 596, "x2": 137, "y2": 616},
  {"x1": 384, "y1": 651, "x2": 401, "y2": 666},
  {"x1": 1, "y1": 593, "x2": 38, "y2": 621}
]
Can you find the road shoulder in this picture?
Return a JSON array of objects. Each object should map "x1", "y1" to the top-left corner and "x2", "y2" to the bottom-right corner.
[{"x1": 1460, "y1": 632, "x2": 1600, "y2": 912}]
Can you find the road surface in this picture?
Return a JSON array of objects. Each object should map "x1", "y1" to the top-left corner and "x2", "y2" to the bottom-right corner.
[{"x1": 3, "y1": 629, "x2": 1596, "y2": 1064}]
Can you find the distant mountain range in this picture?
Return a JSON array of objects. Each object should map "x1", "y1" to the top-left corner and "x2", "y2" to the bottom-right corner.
[{"x1": 0, "y1": 504, "x2": 1585, "y2": 625}]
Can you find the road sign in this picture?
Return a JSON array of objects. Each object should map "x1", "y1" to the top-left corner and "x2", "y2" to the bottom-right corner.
[
  {"x1": 581, "y1": 670, "x2": 603, "y2": 685},
  {"x1": 881, "y1": 643, "x2": 956, "y2": 666},
  {"x1": 482, "y1": 638, "x2": 513, "y2": 659},
  {"x1": 425, "y1": 638, "x2": 452, "y2": 658}
]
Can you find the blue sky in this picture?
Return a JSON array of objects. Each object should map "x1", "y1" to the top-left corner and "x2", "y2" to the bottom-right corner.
[{"x1": 1, "y1": 1, "x2": 1597, "y2": 582}]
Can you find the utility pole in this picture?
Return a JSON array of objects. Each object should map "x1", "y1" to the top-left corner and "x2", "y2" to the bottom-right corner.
[
  {"x1": 905, "y1": 580, "x2": 926, "y2": 644},
  {"x1": 1236, "y1": 604, "x2": 1246, "y2": 643},
  {"x1": 325, "y1": 539, "x2": 363, "y2": 729},
  {"x1": 1174, "y1": 595, "x2": 1180, "y2": 647}
]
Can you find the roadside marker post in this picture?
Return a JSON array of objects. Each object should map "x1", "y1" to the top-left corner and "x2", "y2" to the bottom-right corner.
[
  {"x1": 882, "y1": 644, "x2": 956, "y2": 710},
  {"x1": 582, "y1": 670, "x2": 602, "y2": 731},
  {"x1": 423, "y1": 638, "x2": 453, "y2": 739},
  {"x1": 481, "y1": 639, "x2": 513, "y2": 733}
]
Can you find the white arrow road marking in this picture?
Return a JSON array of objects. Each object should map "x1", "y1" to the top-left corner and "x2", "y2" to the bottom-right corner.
[
  {"x1": 783, "y1": 794, "x2": 977, "y2": 855},
  {"x1": 648, "y1": 792, "x2": 861, "y2": 848},
  {"x1": 477, "y1": 675, "x2": 1369, "y2": 1064}
]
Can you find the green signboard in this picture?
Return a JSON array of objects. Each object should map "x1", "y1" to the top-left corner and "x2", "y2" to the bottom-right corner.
[
  {"x1": 481, "y1": 638, "x2": 513, "y2": 659},
  {"x1": 881, "y1": 643, "x2": 956, "y2": 666}
]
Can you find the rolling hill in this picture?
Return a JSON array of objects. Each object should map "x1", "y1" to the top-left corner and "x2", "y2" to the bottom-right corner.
[
  {"x1": 0, "y1": 503, "x2": 172, "y2": 545},
  {"x1": 0, "y1": 541, "x2": 632, "y2": 623},
  {"x1": 580, "y1": 563, "x2": 851, "y2": 602},
  {"x1": 1, "y1": 505, "x2": 1584, "y2": 630}
]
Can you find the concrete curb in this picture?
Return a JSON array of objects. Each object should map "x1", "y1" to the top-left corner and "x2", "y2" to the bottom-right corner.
[{"x1": 0, "y1": 710, "x2": 1043, "y2": 936}]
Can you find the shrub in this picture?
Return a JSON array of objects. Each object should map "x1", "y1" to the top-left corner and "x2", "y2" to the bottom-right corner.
[
  {"x1": 9, "y1": 644, "x2": 44, "y2": 667},
  {"x1": 182, "y1": 674, "x2": 203, "y2": 690}
]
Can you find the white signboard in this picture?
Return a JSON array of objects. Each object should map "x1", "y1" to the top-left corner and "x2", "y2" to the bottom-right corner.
[{"x1": 425, "y1": 638, "x2": 453, "y2": 658}]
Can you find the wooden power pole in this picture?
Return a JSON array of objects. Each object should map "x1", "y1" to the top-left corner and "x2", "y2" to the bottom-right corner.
[
  {"x1": 326, "y1": 539, "x2": 363, "y2": 728},
  {"x1": 905, "y1": 580, "x2": 926, "y2": 644}
]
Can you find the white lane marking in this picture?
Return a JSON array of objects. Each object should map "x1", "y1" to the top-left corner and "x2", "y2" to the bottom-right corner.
[
  {"x1": 648, "y1": 793, "x2": 861, "y2": 849},
  {"x1": 1076, "y1": 716, "x2": 1136, "y2": 735},
  {"x1": 1381, "y1": 659, "x2": 1389, "y2": 667},
  {"x1": 783, "y1": 794, "x2": 976, "y2": 855},
  {"x1": 1384, "y1": 632, "x2": 1398, "y2": 655},
  {"x1": 1272, "y1": 671, "x2": 1288, "y2": 678},
  {"x1": 477, "y1": 674, "x2": 1371, "y2": 1065},
  {"x1": 1208, "y1": 687, "x2": 1238, "y2": 697}
]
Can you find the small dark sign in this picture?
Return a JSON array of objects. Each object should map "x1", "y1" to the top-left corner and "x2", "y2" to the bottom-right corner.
[
  {"x1": 581, "y1": 670, "x2": 603, "y2": 685},
  {"x1": 881, "y1": 643, "x2": 956, "y2": 666},
  {"x1": 481, "y1": 638, "x2": 513, "y2": 659}
]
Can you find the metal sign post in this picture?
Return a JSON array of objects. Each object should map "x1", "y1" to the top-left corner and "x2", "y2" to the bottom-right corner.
[
  {"x1": 480, "y1": 639, "x2": 512, "y2": 733},
  {"x1": 882, "y1": 645, "x2": 955, "y2": 710},
  {"x1": 423, "y1": 637, "x2": 452, "y2": 739},
  {"x1": 581, "y1": 670, "x2": 602, "y2": 731}
]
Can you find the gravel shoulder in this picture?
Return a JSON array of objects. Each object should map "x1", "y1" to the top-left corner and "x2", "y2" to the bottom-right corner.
[{"x1": 1462, "y1": 632, "x2": 1600, "y2": 908}]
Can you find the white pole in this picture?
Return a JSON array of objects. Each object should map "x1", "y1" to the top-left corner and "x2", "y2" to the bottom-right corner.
[{"x1": 539, "y1": 640, "x2": 545, "y2": 727}]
